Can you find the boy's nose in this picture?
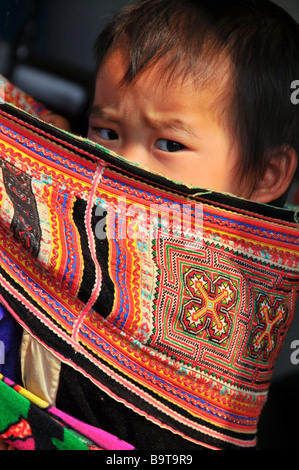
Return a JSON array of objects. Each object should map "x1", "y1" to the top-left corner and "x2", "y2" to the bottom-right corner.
[{"x1": 119, "y1": 143, "x2": 149, "y2": 167}]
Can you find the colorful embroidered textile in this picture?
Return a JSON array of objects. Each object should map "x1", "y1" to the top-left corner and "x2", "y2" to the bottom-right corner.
[
  {"x1": 0, "y1": 74, "x2": 49, "y2": 119},
  {"x1": 0, "y1": 76, "x2": 48, "y2": 384},
  {"x1": 0, "y1": 374, "x2": 134, "y2": 450},
  {"x1": 0, "y1": 102, "x2": 298, "y2": 450}
]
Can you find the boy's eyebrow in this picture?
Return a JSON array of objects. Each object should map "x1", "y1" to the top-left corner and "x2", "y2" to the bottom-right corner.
[
  {"x1": 89, "y1": 105, "x2": 119, "y2": 122},
  {"x1": 148, "y1": 116, "x2": 198, "y2": 137},
  {"x1": 89, "y1": 105, "x2": 198, "y2": 137}
]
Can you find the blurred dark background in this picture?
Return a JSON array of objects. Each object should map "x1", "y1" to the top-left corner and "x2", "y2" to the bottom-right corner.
[
  {"x1": 0, "y1": 0, "x2": 298, "y2": 450},
  {"x1": 0, "y1": 0, "x2": 130, "y2": 134}
]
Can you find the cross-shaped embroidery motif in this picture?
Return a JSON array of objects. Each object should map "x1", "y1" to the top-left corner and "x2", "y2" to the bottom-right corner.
[
  {"x1": 250, "y1": 293, "x2": 288, "y2": 361},
  {"x1": 180, "y1": 268, "x2": 237, "y2": 343}
]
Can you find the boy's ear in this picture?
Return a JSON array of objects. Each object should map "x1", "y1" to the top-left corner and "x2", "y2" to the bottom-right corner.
[{"x1": 251, "y1": 146, "x2": 298, "y2": 204}]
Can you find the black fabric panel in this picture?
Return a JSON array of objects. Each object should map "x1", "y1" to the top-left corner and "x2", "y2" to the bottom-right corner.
[
  {"x1": 91, "y1": 206, "x2": 115, "y2": 317},
  {"x1": 72, "y1": 197, "x2": 96, "y2": 305},
  {"x1": 72, "y1": 197, "x2": 115, "y2": 317},
  {"x1": 56, "y1": 363, "x2": 255, "y2": 451}
]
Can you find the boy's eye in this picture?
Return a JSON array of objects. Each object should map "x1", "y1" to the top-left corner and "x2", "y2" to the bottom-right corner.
[
  {"x1": 156, "y1": 139, "x2": 185, "y2": 152},
  {"x1": 97, "y1": 128, "x2": 118, "y2": 140}
]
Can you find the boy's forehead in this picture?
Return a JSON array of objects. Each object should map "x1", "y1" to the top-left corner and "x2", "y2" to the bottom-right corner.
[
  {"x1": 99, "y1": 47, "x2": 231, "y2": 92},
  {"x1": 96, "y1": 47, "x2": 233, "y2": 124},
  {"x1": 97, "y1": 49, "x2": 128, "y2": 83}
]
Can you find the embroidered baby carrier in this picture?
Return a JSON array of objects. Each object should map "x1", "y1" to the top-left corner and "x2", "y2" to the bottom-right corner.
[{"x1": 0, "y1": 92, "x2": 298, "y2": 450}]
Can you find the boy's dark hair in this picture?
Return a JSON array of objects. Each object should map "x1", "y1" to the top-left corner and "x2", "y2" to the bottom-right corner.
[{"x1": 94, "y1": 0, "x2": 299, "y2": 199}]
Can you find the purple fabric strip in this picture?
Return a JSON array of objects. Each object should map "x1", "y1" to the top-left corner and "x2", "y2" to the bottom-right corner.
[{"x1": 0, "y1": 304, "x2": 22, "y2": 381}]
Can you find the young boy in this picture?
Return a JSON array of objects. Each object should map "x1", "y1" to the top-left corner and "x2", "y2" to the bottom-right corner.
[
  {"x1": 1, "y1": 0, "x2": 299, "y2": 451},
  {"x1": 87, "y1": 0, "x2": 299, "y2": 206}
]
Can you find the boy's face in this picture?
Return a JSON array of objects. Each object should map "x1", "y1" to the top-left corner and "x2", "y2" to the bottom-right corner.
[{"x1": 88, "y1": 50, "x2": 245, "y2": 197}]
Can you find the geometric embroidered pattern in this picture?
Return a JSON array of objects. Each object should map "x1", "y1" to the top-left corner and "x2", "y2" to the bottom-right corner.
[
  {"x1": 0, "y1": 101, "x2": 298, "y2": 450},
  {"x1": 0, "y1": 160, "x2": 41, "y2": 258},
  {"x1": 249, "y1": 293, "x2": 288, "y2": 361},
  {"x1": 150, "y1": 234, "x2": 296, "y2": 391},
  {"x1": 181, "y1": 268, "x2": 237, "y2": 343}
]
